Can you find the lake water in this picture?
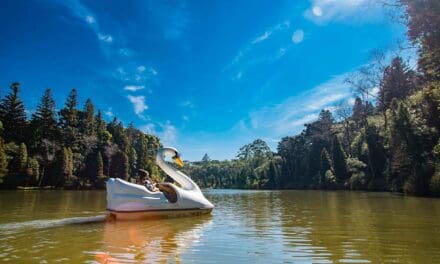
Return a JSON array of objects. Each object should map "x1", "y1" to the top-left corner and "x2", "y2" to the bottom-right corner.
[{"x1": 0, "y1": 189, "x2": 439, "y2": 263}]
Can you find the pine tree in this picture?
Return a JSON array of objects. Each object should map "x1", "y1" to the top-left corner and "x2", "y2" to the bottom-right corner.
[
  {"x1": 319, "y1": 148, "x2": 333, "y2": 187},
  {"x1": 202, "y1": 153, "x2": 211, "y2": 163},
  {"x1": 352, "y1": 97, "x2": 366, "y2": 127},
  {"x1": 96, "y1": 151, "x2": 104, "y2": 179},
  {"x1": 32, "y1": 89, "x2": 58, "y2": 142},
  {"x1": 128, "y1": 147, "x2": 137, "y2": 178},
  {"x1": 59, "y1": 89, "x2": 79, "y2": 149},
  {"x1": 61, "y1": 147, "x2": 73, "y2": 182},
  {"x1": 331, "y1": 136, "x2": 348, "y2": 186},
  {"x1": 0, "y1": 82, "x2": 27, "y2": 143},
  {"x1": 122, "y1": 152, "x2": 129, "y2": 181},
  {"x1": 96, "y1": 111, "x2": 112, "y2": 148},
  {"x1": 378, "y1": 57, "x2": 414, "y2": 111},
  {"x1": 82, "y1": 99, "x2": 95, "y2": 136},
  {"x1": 136, "y1": 134, "x2": 149, "y2": 171},
  {"x1": 365, "y1": 124, "x2": 387, "y2": 191}
]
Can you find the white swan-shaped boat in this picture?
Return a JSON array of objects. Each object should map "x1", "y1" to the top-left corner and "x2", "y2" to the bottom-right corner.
[{"x1": 106, "y1": 147, "x2": 214, "y2": 220}]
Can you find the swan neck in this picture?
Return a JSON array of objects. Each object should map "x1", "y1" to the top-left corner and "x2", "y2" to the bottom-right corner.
[{"x1": 156, "y1": 148, "x2": 200, "y2": 192}]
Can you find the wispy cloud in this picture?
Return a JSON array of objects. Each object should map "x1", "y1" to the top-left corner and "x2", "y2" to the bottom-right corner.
[
  {"x1": 118, "y1": 48, "x2": 135, "y2": 57},
  {"x1": 252, "y1": 31, "x2": 272, "y2": 44},
  {"x1": 291, "y1": 30, "x2": 304, "y2": 44},
  {"x1": 140, "y1": 121, "x2": 178, "y2": 146},
  {"x1": 85, "y1": 15, "x2": 95, "y2": 24},
  {"x1": 238, "y1": 72, "x2": 352, "y2": 137},
  {"x1": 98, "y1": 33, "x2": 113, "y2": 43},
  {"x1": 127, "y1": 95, "x2": 148, "y2": 117},
  {"x1": 47, "y1": 0, "x2": 114, "y2": 44},
  {"x1": 104, "y1": 107, "x2": 114, "y2": 118},
  {"x1": 124, "y1": 85, "x2": 145, "y2": 92},
  {"x1": 179, "y1": 100, "x2": 195, "y2": 108},
  {"x1": 151, "y1": 1, "x2": 189, "y2": 40},
  {"x1": 305, "y1": 0, "x2": 384, "y2": 24},
  {"x1": 225, "y1": 20, "x2": 293, "y2": 80},
  {"x1": 115, "y1": 65, "x2": 155, "y2": 93}
]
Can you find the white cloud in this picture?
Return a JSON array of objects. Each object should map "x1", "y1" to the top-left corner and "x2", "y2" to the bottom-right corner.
[
  {"x1": 312, "y1": 6, "x2": 323, "y2": 16},
  {"x1": 104, "y1": 108, "x2": 114, "y2": 117},
  {"x1": 239, "y1": 73, "x2": 352, "y2": 137},
  {"x1": 140, "y1": 123, "x2": 156, "y2": 134},
  {"x1": 137, "y1": 65, "x2": 146, "y2": 72},
  {"x1": 182, "y1": 115, "x2": 189, "y2": 121},
  {"x1": 127, "y1": 95, "x2": 148, "y2": 116},
  {"x1": 85, "y1": 15, "x2": 95, "y2": 24},
  {"x1": 180, "y1": 100, "x2": 194, "y2": 108},
  {"x1": 305, "y1": 0, "x2": 383, "y2": 23},
  {"x1": 118, "y1": 48, "x2": 135, "y2": 57},
  {"x1": 161, "y1": 123, "x2": 177, "y2": 146},
  {"x1": 371, "y1": 86, "x2": 379, "y2": 97},
  {"x1": 140, "y1": 122, "x2": 178, "y2": 146},
  {"x1": 226, "y1": 20, "x2": 291, "y2": 70},
  {"x1": 291, "y1": 30, "x2": 304, "y2": 44},
  {"x1": 98, "y1": 33, "x2": 113, "y2": 43},
  {"x1": 252, "y1": 31, "x2": 272, "y2": 44},
  {"x1": 150, "y1": 68, "x2": 158, "y2": 75},
  {"x1": 124, "y1": 85, "x2": 145, "y2": 92}
]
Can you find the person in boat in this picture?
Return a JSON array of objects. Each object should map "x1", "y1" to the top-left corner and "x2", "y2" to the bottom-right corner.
[
  {"x1": 138, "y1": 169, "x2": 159, "y2": 192},
  {"x1": 144, "y1": 177, "x2": 159, "y2": 192}
]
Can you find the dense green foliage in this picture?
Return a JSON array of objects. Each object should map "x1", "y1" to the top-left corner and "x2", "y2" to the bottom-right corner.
[
  {"x1": 183, "y1": 1, "x2": 440, "y2": 196},
  {"x1": 0, "y1": 86, "x2": 161, "y2": 189}
]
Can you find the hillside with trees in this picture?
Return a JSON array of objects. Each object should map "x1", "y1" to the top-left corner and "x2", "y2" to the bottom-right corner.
[
  {"x1": 0, "y1": 85, "x2": 162, "y2": 189},
  {"x1": 183, "y1": 1, "x2": 440, "y2": 197}
]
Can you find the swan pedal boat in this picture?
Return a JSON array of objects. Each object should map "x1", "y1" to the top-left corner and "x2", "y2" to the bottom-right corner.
[{"x1": 106, "y1": 147, "x2": 214, "y2": 220}]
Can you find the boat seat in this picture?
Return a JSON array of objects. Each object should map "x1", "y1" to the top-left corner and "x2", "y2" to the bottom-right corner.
[{"x1": 157, "y1": 183, "x2": 178, "y2": 203}]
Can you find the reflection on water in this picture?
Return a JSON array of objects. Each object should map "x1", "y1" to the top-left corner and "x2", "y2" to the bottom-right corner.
[
  {"x1": 93, "y1": 216, "x2": 212, "y2": 263},
  {"x1": 0, "y1": 190, "x2": 439, "y2": 263}
]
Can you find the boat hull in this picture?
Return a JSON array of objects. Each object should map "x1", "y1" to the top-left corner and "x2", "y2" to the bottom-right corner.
[{"x1": 106, "y1": 208, "x2": 213, "y2": 221}]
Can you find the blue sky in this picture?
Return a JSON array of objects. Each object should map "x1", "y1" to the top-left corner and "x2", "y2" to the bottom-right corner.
[{"x1": 0, "y1": 0, "x2": 409, "y2": 160}]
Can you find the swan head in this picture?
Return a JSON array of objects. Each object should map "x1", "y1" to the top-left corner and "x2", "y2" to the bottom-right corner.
[{"x1": 159, "y1": 147, "x2": 184, "y2": 167}]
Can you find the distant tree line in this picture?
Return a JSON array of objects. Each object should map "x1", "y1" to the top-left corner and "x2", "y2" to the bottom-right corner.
[
  {"x1": 183, "y1": 1, "x2": 440, "y2": 196},
  {"x1": 0, "y1": 85, "x2": 161, "y2": 189}
]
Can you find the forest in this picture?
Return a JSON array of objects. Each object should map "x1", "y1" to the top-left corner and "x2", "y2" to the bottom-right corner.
[
  {"x1": 0, "y1": 85, "x2": 163, "y2": 189},
  {"x1": 1, "y1": 1, "x2": 439, "y2": 196},
  {"x1": 183, "y1": 1, "x2": 440, "y2": 197}
]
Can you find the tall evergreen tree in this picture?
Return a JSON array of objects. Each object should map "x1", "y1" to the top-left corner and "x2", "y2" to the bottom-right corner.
[
  {"x1": 31, "y1": 89, "x2": 58, "y2": 143},
  {"x1": 59, "y1": 89, "x2": 79, "y2": 148},
  {"x1": 81, "y1": 99, "x2": 95, "y2": 136},
  {"x1": 331, "y1": 136, "x2": 348, "y2": 186},
  {"x1": 96, "y1": 151, "x2": 104, "y2": 179},
  {"x1": 352, "y1": 97, "x2": 366, "y2": 127},
  {"x1": 319, "y1": 148, "x2": 333, "y2": 187},
  {"x1": 378, "y1": 57, "x2": 415, "y2": 111},
  {"x1": 365, "y1": 124, "x2": 387, "y2": 191},
  {"x1": 95, "y1": 110, "x2": 112, "y2": 149},
  {"x1": 0, "y1": 82, "x2": 27, "y2": 143}
]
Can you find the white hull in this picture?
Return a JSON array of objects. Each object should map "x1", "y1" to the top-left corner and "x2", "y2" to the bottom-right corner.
[
  {"x1": 106, "y1": 208, "x2": 213, "y2": 221},
  {"x1": 106, "y1": 178, "x2": 214, "y2": 221}
]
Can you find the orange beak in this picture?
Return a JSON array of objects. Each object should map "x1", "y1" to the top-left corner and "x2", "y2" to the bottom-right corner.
[{"x1": 174, "y1": 157, "x2": 184, "y2": 167}]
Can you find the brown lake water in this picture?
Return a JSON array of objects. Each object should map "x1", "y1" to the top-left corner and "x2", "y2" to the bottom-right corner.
[{"x1": 0, "y1": 189, "x2": 439, "y2": 263}]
